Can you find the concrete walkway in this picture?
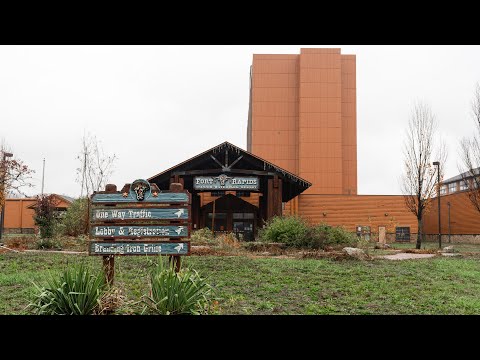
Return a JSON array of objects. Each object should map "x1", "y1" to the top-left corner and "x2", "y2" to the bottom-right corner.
[
  {"x1": 378, "y1": 253, "x2": 436, "y2": 260},
  {"x1": 23, "y1": 249, "x2": 87, "y2": 255}
]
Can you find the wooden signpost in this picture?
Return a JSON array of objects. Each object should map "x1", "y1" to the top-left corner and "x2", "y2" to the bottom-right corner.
[{"x1": 89, "y1": 179, "x2": 191, "y2": 284}]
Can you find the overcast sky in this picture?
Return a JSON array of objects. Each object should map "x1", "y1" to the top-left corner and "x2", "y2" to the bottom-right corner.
[{"x1": 1, "y1": 45, "x2": 479, "y2": 198}]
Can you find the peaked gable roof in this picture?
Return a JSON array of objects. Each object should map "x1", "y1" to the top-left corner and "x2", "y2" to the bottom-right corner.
[{"x1": 148, "y1": 141, "x2": 311, "y2": 202}]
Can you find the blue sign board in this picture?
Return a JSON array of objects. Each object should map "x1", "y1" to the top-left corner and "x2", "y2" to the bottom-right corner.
[
  {"x1": 91, "y1": 225, "x2": 189, "y2": 238},
  {"x1": 89, "y1": 241, "x2": 190, "y2": 255},
  {"x1": 91, "y1": 208, "x2": 189, "y2": 221}
]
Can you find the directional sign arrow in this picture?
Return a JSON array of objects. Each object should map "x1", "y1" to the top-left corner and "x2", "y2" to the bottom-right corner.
[
  {"x1": 174, "y1": 226, "x2": 184, "y2": 235},
  {"x1": 174, "y1": 209, "x2": 185, "y2": 218},
  {"x1": 174, "y1": 243, "x2": 184, "y2": 253}
]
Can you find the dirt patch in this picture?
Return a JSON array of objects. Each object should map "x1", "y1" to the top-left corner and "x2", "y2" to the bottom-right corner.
[{"x1": 404, "y1": 248, "x2": 438, "y2": 254}]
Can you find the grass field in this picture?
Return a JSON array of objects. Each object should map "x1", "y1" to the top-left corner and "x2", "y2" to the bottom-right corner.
[{"x1": 1, "y1": 250, "x2": 480, "y2": 315}]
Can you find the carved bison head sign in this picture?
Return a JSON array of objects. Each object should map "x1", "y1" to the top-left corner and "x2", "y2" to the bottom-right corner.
[
  {"x1": 131, "y1": 180, "x2": 151, "y2": 201},
  {"x1": 213, "y1": 174, "x2": 233, "y2": 187}
]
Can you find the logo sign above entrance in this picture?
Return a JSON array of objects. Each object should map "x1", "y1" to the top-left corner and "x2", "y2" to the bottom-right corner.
[{"x1": 194, "y1": 174, "x2": 259, "y2": 191}]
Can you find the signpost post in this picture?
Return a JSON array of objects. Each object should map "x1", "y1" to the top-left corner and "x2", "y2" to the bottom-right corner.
[{"x1": 89, "y1": 179, "x2": 191, "y2": 284}]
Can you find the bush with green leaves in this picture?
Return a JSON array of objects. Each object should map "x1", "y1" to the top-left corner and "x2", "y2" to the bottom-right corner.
[
  {"x1": 258, "y1": 215, "x2": 309, "y2": 247},
  {"x1": 260, "y1": 216, "x2": 358, "y2": 249},
  {"x1": 323, "y1": 225, "x2": 358, "y2": 247},
  {"x1": 59, "y1": 197, "x2": 89, "y2": 236},
  {"x1": 33, "y1": 194, "x2": 60, "y2": 239},
  {"x1": 28, "y1": 262, "x2": 107, "y2": 315},
  {"x1": 35, "y1": 237, "x2": 62, "y2": 250},
  {"x1": 142, "y1": 259, "x2": 215, "y2": 315}
]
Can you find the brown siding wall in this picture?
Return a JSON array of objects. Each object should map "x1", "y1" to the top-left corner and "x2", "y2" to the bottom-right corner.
[
  {"x1": 423, "y1": 192, "x2": 480, "y2": 234},
  {"x1": 3, "y1": 196, "x2": 72, "y2": 233},
  {"x1": 298, "y1": 194, "x2": 418, "y2": 235},
  {"x1": 3, "y1": 198, "x2": 36, "y2": 230}
]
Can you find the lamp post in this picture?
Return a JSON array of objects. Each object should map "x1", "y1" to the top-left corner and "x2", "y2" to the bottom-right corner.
[
  {"x1": 0, "y1": 151, "x2": 14, "y2": 242},
  {"x1": 447, "y1": 201, "x2": 451, "y2": 243},
  {"x1": 433, "y1": 161, "x2": 441, "y2": 249}
]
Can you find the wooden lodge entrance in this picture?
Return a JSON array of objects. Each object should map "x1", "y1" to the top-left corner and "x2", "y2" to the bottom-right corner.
[
  {"x1": 148, "y1": 142, "x2": 311, "y2": 240},
  {"x1": 201, "y1": 194, "x2": 258, "y2": 240}
]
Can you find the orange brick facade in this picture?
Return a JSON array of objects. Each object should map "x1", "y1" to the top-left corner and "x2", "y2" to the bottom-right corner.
[
  {"x1": 248, "y1": 48, "x2": 418, "y2": 239},
  {"x1": 248, "y1": 48, "x2": 357, "y2": 195}
]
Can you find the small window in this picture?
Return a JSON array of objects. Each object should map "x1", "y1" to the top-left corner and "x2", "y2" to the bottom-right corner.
[
  {"x1": 207, "y1": 213, "x2": 227, "y2": 219},
  {"x1": 356, "y1": 225, "x2": 371, "y2": 241},
  {"x1": 440, "y1": 185, "x2": 447, "y2": 195},
  {"x1": 236, "y1": 191, "x2": 250, "y2": 197},
  {"x1": 211, "y1": 191, "x2": 225, "y2": 197},
  {"x1": 233, "y1": 213, "x2": 254, "y2": 219},
  {"x1": 460, "y1": 180, "x2": 468, "y2": 191},
  {"x1": 396, "y1": 227, "x2": 410, "y2": 241},
  {"x1": 448, "y1": 183, "x2": 457, "y2": 194}
]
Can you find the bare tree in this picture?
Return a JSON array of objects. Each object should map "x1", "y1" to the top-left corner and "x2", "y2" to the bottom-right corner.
[
  {"x1": 75, "y1": 133, "x2": 117, "y2": 197},
  {"x1": 401, "y1": 102, "x2": 447, "y2": 249},
  {"x1": 0, "y1": 141, "x2": 35, "y2": 207},
  {"x1": 459, "y1": 82, "x2": 480, "y2": 213}
]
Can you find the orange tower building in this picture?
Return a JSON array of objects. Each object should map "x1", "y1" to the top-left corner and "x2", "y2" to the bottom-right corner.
[{"x1": 248, "y1": 48, "x2": 357, "y2": 211}]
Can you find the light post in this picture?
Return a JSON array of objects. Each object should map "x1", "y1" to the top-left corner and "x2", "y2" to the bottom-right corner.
[
  {"x1": 0, "y1": 151, "x2": 14, "y2": 241},
  {"x1": 447, "y1": 201, "x2": 451, "y2": 243},
  {"x1": 433, "y1": 161, "x2": 441, "y2": 249}
]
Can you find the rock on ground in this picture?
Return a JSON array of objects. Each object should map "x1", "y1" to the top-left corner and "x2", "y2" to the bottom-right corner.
[
  {"x1": 342, "y1": 247, "x2": 369, "y2": 260},
  {"x1": 442, "y1": 246, "x2": 455, "y2": 253}
]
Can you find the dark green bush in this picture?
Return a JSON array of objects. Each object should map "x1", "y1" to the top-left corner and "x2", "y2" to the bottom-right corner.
[
  {"x1": 259, "y1": 216, "x2": 357, "y2": 249},
  {"x1": 28, "y1": 263, "x2": 106, "y2": 315},
  {"x1": 142, "y1": 259, "x2": 215, "y2": 315},
  {"x1": 60, "y1": 198, "x2": 89, "y2": 236},
  {"x1": 324, "y1": 225, "x2": 358, "y2": 247},
  {"x1": 33, "y1": 194, "x2": 60, "y2": 239},
  {"x1": 258, "y1": 216, "x2": 309, "y2": 247},
  {"x1": 35, "y1": 238, "x2": 62, "y2": 250}
]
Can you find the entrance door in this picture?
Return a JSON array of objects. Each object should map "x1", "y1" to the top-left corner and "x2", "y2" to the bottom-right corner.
[
  {"x1": 233, "y1": 212, "x2": 255, "y2": 241},
  {"x1": 378, "y1": 226, "x2": 386, "y2": 243},
  {"x1": 206, "y1": 213, "x2": 227, "y2": 233}
]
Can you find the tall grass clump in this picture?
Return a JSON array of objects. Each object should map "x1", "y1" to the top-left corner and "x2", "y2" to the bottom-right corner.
[
  {"x1": 28, "y1": 262, "x2": 107, "y2": 315},
  {"x1": 142, "y1": 259, "x2": 215, "y2": 315}
]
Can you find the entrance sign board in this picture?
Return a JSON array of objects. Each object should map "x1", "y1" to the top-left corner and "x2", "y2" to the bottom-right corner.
[
  {"x1": 89, "y1": 179, "x2": 192, "y2": 281},
  {"x1": 89, "y1": 241, "x2": 190, "y2": 256},
  {"x1": 91, "y1": 225, "x2": 189, "y2": 238},
  {"x1": 194, "y1": 174, "x2": 259, "y2": 191},
  {"x1": 91, "y1": 208, "x2": 189, "y2": 221}
]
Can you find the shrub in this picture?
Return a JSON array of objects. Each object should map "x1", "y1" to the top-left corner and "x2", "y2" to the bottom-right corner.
[
  {"x1": 217, "y1": 232, "x2": 240, "y2": 249},
  {"x1": 258, "y1": 216, "x2": 309, "y2": 247},
  {"x1": 60, "y1": 198, "x2": 89, "y2": 236},
  {"x1": 190, "y1": 228, "x2": 217, "y2": 245},
  {"x1": 142, "y1": 259, "x2": 215, "y2": 315},
  {"x1": 259, "y1": 216, "x2": 357, "y2": 249},
  {"x1": 323, "y1": 225, "x2": 358, "y2": 247},
  {"x1": 35, "y1": 238, "x2": 62, "y2": 250},
  {"x1": 28, "y1": 263, "x2": 107, "y2": 315},
  {"x1": 33, "y1": 194, "x2": 60, "y2": 239}
]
